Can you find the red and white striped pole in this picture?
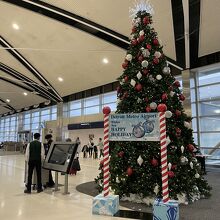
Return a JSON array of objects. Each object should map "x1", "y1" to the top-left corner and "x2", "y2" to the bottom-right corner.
[
  {"x1": 159, "y1": 112, "x2": 169, "y2": 203},
  {"x1": 102, "y1": 106, "x2": 111, "y2": 197}
]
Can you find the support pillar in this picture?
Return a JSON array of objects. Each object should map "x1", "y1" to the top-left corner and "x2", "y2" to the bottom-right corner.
[{"x1": 56, "y1": 102, "x2": 64, "y2": 142}]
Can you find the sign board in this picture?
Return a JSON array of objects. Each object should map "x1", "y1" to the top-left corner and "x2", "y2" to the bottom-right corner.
[{"x1": 109, "y1": 113, "x2": 160, "y2": 141}]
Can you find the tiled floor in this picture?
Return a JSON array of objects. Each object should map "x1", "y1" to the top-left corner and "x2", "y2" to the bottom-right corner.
[{"x1": 0, "y1": 154, "x2": 130, "y2": 220}]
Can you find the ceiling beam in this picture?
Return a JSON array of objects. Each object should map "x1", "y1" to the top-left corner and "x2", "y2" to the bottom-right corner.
[
  {"x1": 0, "y1": 36, "x2": 63, "y2": 102},
  {"x1": 2, "y1": 0, "x2": 182, "y2": 70},
  {"x1": 0, "y1": 62, "x2": 62, "y2": 102},
  {"x1": 171, "y1": 0, "x2": 186, "y2": 69},
  {"x1": 0, "y1": 97, "x2": 16, "y2": 111}
]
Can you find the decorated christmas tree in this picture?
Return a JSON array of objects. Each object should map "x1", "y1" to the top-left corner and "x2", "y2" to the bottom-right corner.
[{"x1": 95, "y1": 3, "x2": 211, "y2": 204}]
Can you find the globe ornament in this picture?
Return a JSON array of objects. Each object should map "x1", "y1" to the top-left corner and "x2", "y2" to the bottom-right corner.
[
  {"x1": 143, "y1": 120, "x2": 154, "y2": 133},
  {"x1": 132, "y1": 123, "x2": 145, "y2": 138},
  {"x1": 141, "y1": 60, "x2": 149, "y2": 68},
  {"x1": 165, "y1": 111, "x2": 172, "y2": 118},
  {"x1": 163, "y1": 66, "x2": 171, "y2": 75},
  {"x1": 150, "y1": 102, "x2": 157, "y2": 110},
  {"x1": 156, "y1": 74, "x2": 162, "y2": 80},
  {"x1": 126, "y1": 54, "x2": 133, "y2": 61}
]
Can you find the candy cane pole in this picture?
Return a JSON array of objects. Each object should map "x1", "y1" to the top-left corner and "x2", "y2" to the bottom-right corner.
[
  {"x1": 159, "y1": 112, "x2": 169, "y2": 203},
  {"x1": 102, "y1": 106, "x2": 111, "y2": 197}
]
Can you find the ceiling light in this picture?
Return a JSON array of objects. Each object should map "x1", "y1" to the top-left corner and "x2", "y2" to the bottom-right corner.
[
  {"x1": 23, "y1": 92, "x2": 28, "y2": 96},
  {"x1": 12, "y1": 23, "x2": 19, "y2": 30},
  {"x1": 102, "y1": 58, "x2": 109, "y2": 64},
  {"x1": 214, "y1": 110, "x2": 220, "y2": 114},
  {"x1": 58, "y1": 77, "x2": 63, "y2": 82},
  {"x1": 6, "y1": 99, "x2": 10, "y2": 103}
]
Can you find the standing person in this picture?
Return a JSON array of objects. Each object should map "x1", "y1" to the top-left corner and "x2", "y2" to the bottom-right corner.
[
  {"x1": 88, "y1": 137, "x2": 94, "y2": 158},
  {"x1": 97, "y1": 138, "x2": 104, "y2": 158},
  {"x1": 24, "y1": 133, "x2": 45, "y2": 194},
  {"x1": 45, "y1": 134, "x2": 55, "y2": 187}
]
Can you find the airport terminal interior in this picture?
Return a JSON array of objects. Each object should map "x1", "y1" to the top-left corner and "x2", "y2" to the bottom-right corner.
[{"x1": 0, "y1": 0, "x2": 220, "y2": 220}]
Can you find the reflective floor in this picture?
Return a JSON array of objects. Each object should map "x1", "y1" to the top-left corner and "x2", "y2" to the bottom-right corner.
[{"x1": 0, "y1": 153, "x2": 129, "y2": 220}]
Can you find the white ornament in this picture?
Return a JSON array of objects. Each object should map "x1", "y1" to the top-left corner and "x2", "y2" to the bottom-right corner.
[
  {"x1": 116, "y1": 99, "x2": 121, "y2": 105},
  {"x1": 195, "y1": 173, "x2": 200, "y2": 178},
  {"x1": 136, "y1": 71, "x2": 142, "y2": 79},
  {"x1": 141, "y1": 60, "x2": 149, "y2": 68},
  {"x1": 148, "y1": 75, "x2": 155, "y2": 82},
  {"x1": 166, "y1": 136, "x2": 171, "y2": 145},
  {"x1": 137, "y1": 98, "x2": 142, "y2": 103},
  {"x1": 139, "y1": 30, "x2": 145, "y2": 36},
  {"x1": 137, "y1": 155, "x2": 144, "y2": 166},
  {"x1": 130, "y1": 79, "x2": 136, "y2": 87},
  {"x1": 156, "y1": 75, "x2": 162, "y2": 80},
  {"x1": 165, "y1": 111, "x2": 172, "y2": 118},
  {"x1": 120, "y1": 81, "x2": 124, "y2": 85},
  {"x1": 185, "y1": 157, "x2": 188, "y2": 163},
  {"x1": 126, "y1": 54, "x2": 132, "y2": 61},
  {"x1": 162, "y1": 66, "x2": 171, "y2": 75},
  {"x1": 154, "y1": 51, "x2": 161, "y2": 58},
  {"x1": 181, "y1": 146, "x2": 184, "y2": 153},
  {"x1": 177, "y1": 193, "x2": 187, "y2": 204},
  {"x1": 150, "y1": 102, "x2": 157, "y2": 110},
  {"x1": 184, "y1": 121, "x2": 191, "y2": 129},
  {"x1": 190, "y1": 162, "x2": 193, "y2": 169},
  {"x1": 170, "y1": 91, "x2": 175, "y2": 97},
  {"x1": 154, "y1": 184, "x2": 159, "y2": 195},
  {"x1": 180, "y1": 156, "x2": 186, "y2": 163},
  {"x1": 116, "y1": 177, "x2": 120, "y2": 183},
  {"x1": 168, "y1": 162, "x2": 172, "y2": 170},
  {"x1": 142, "y1": 49, "x2": 150, "y2": 57},
  {"x1": 130, "y1": 34, "x2": 135, "y2": 40}
]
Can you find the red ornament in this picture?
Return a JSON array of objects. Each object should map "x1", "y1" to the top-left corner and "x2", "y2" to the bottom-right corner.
[
  {"x1": 132, "y1": 26, "x2": 136, "y2": 33},
  {"x1": 135, "y1": 83, "x2": 142, "y2": 91},
  {"x1": 139, "y1": 35, "x2": 145, "y2": 42},
  {"x1": 171, "y1": 164, "x2": 177, "y2": 170},
  {"x1": 153, "y1": 57, "x2": 159, "y2": 64},
  {"x1": 151, "y1": 158, "x2": 159, "y2": 167},
  {"x1": 131, "y1": 39, "x2": 138, "y2": 46},
  {"x1": 162, "y1": 93, "x2": 168, "y2": 101},
  {"x1": 157, "y1": 104, "x2": 167, "y2": 112},
  {"x1": 146, "y1": 106, "x2": 151, "y2": 112},
  {"x1": 122, "y1": 62, "x2": 128, "y2": 69},
  {"x1": 173, "y1": 80, "x2": 181, "y2": 87},
  {"x1": 188, "y1": 144, "x2": 195, "y2": 152},
  {"x1": 103, "y1": 106, "x2": 111, "y2": 114},
  {"x1": 168, "y1": 171, "x2": 175, "y2": 178},
  {"x1": 118, "y1": 151, "x2": 124, "y2": 158},
  {"x1": 124, "y1": 76, "x2": 129, "y2": 82},
  {"x1": 153, "y1": 38, "x2": 159, "y2": 46},
  {"x1": 175, "y1": 110, "x2": 181, "y2": 116},
  {"x1": 138, "y1": 55, "x2": 144, "y2": 62},
  {"x1": 127, "y1": 167, "x2": 133, "y2": 176},
  {"x1": 146, "y1": 44, "x2": 152, "y2": 50},
  {"x1": 142, "y1": 69, "x2": 149, "y2": 75},
  {"x1": 179, "y1": 94, "x2": 185, "y2": 101},
  {"x1": 143, "y1": 16, "x2": 150, "y2": 25}
]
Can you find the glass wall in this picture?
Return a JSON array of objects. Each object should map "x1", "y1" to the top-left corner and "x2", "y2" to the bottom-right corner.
[
  {"x1": 195, "y1": 69, "x2": 220, "y2": 158},
  {"x1": 67, "y1": 91, "x2": 117, "y2": 117},
  {"x1": 0, "y1": 105, "x2": 57, "y2": 142}
]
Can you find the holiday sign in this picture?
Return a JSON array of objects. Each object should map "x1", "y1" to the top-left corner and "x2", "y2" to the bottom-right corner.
[{"x1": 109, "y1": 113, "x2": 160, "y2": 141}]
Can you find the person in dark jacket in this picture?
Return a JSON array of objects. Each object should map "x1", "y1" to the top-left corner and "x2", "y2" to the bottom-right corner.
[
  {"x1": 45, "y1": 134, "x2": 55, "y2": 187},
  {"x1": 24, "y1": 133, "x2": 45, "y2": 193}
]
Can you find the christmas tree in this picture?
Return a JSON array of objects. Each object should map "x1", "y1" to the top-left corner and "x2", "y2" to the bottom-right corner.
[{"x1": 95, "y1": 6, "x2": 211, "y2": 204}]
